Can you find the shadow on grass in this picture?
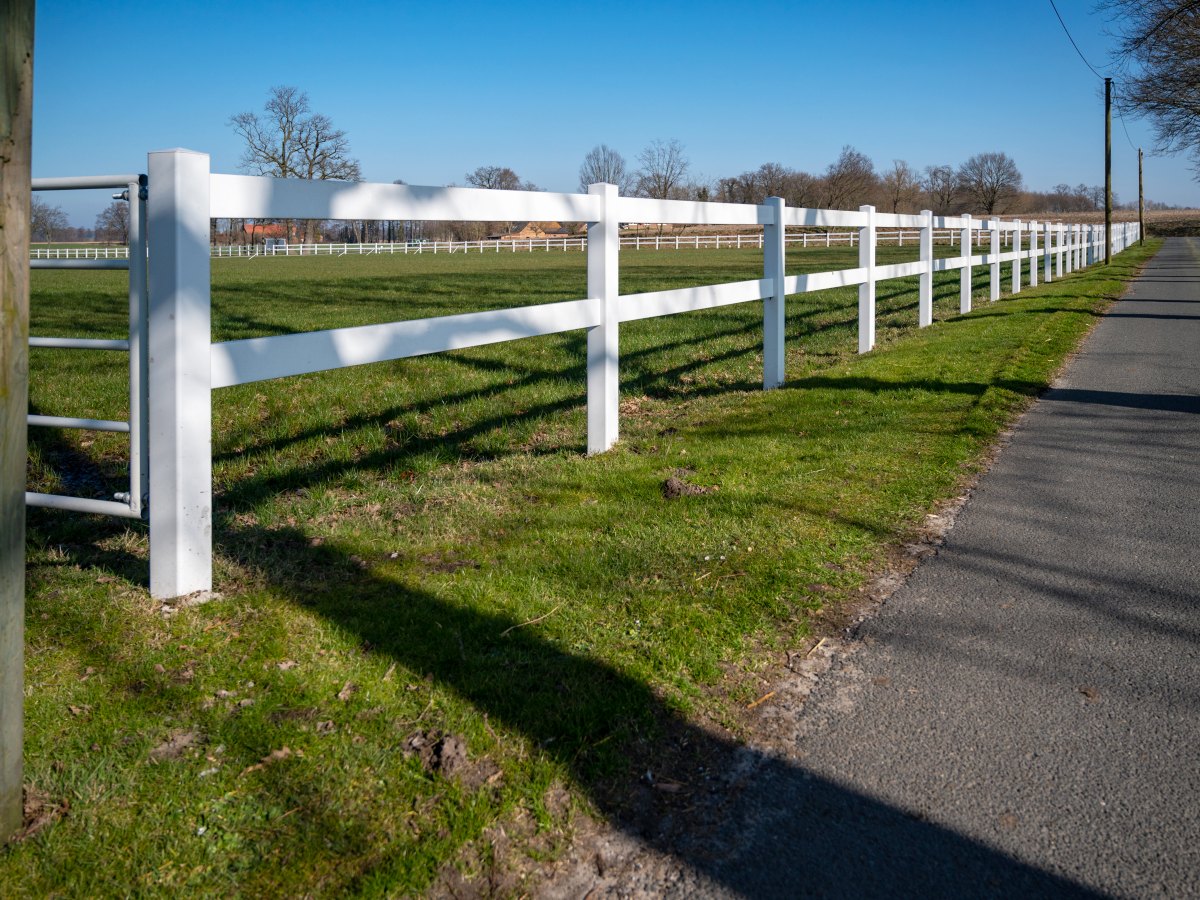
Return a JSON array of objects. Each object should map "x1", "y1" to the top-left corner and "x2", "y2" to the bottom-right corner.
[{"x1": 204, "y1": 519, "x2": 1099, "y2": 897}]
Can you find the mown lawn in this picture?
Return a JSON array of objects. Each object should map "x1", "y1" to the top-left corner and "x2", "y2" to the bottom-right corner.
[{"x1": 8, "y1": 239, "x2": 1157, "y2": 895}]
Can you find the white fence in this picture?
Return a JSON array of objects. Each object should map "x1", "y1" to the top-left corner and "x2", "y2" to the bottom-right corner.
[
  {"x1": 34, "y1": 228, "x2": 1023, "y2": 260},
  {"x1": 29, "y1": 150, "x2": 1140, "y2": 600}
]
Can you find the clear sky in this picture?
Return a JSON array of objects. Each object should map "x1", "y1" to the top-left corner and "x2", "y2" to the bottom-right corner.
[{"x1": 31, "y1": 0, "x2": 1191, "y2": 226}]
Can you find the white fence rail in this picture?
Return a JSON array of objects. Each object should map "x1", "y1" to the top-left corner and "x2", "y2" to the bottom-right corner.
[
  {"x1": 33, "y1": 228, "x2": 1025, "y2": 260},
  {"x1": 30, "y1": 152, "x2": 1141, "y2": 600}
]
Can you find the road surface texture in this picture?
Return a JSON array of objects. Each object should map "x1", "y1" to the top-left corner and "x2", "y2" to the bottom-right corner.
[{"x1": 545, "y1": 238, "x2": 1200, "y2": 898}]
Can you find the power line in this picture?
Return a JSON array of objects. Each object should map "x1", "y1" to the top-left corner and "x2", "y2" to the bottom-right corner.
[
  {"x1": 1116, "y1": 106, "x2": 1138, "y2": 152},
  {"x1": 1048, "y1": 0, "x2": 1106, "y2": 80}
]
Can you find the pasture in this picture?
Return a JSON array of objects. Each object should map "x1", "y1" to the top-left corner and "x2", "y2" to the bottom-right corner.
[{"x1": 10, "y1": 240, "x2": 1157, "y2": 894}]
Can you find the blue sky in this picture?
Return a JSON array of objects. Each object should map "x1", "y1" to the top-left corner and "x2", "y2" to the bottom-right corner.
[{"x1": 32, "y1": 0, "x2": 1189, "y2": 225}]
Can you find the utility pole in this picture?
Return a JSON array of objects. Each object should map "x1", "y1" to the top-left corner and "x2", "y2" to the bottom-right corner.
[
  {"x1": 1139, "y1": 147, "x2": 1145, "y2": 245},
  {"x1": 1105, "y1": 77, "x2": 1112, "y2": 263},
  {"x1": 1, "y1": 0, "x2": 35, "y2": 843}
]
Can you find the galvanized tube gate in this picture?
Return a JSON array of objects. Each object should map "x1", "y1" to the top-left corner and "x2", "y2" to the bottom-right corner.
[{"x1": 26, "y1": 173, "x2": 149, "y2": 519}]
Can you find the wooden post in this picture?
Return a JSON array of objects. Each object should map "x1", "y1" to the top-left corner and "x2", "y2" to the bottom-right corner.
[
  {"x1": 1, "y1": 0, "x2": 35, "y2": 842},
  {"x1": 586, "y1": 183, "x2": 619, "y2": 453},
  {"x1": 1105, "y1": 78, "x2": 1112, "y2": 264},
  {"x1": 959, "y1": 214, "x2": 973, "y2": 314},
  {"x1": 1138, "y1": 148, "x2": 1144, "y2": 245}
]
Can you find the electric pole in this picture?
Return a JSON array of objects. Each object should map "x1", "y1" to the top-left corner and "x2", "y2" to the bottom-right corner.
[
  {"x1": 1139, "y1": 147, "x2": 1145, "y2": 245},
  {"x1": 1105, "y1": 77, "x2": 1112, "y2": 263}
]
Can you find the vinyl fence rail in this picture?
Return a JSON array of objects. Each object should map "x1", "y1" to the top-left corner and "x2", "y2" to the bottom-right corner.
[
  {"x1": 30, "y1": 227, "x2": 1031, "y2": 260},
  {"x1": 29, "y1": 150, "x2": 1140, "y2": 600}
]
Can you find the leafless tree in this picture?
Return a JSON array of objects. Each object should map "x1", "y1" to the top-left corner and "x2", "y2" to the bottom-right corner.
[
  {"x1": 1105, "y1": 1, "x2": 1200, "y2": 176},
  {"x1": 29, "y1": 196, "x2": 68, "y2": 242},
  {"x1": 923, "y1": 165, "x2": 959, "y2": 213},
  {"x1": 635, "y1": 139, "x2": 690, "y2": 199},
  {"x1": 716, "y1": 162, "x2": 819, "y2": 207},
  {"x1": 579, "y1": 144, "x2": 634, "y2": 193},
  {"x1": 94, "y1": 201, "x2": 129, "y2": 244},
  {"x1": 465, "y1": 165, "x2": 534, "y2": 191},
  {"x1": 956, "y1": 152, "x2": 1023, "y2": 214},
  {"x1": 229, "y1": 86, "x2": 361, "y2": 242},
  {"x1": 880, "y1": 160, "x2": 923, "y2": 213},
  {"x1": 821, "y1": 145, "x2": 877, "y2": 210}
]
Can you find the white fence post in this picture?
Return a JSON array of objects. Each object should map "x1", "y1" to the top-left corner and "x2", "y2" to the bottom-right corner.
[
  {"x1": 586, "y1": 182, "x2": 619, "y2": 454},
  {"x1": 1011, "y1": 219, "x2": 1022, "y2": 294},
  {"x1": 1057, "y1": 223, "x2": 1064, "y2": 277},
  {"x1": 147, "y1": 148, "x2": 212, "y2": 599},
  {"x1": 763, "y1": 196, "x2": 786, "y2": 388},
  {"x1": 989, "y1": 218, "x2": 1001, "y2": 302},
  {"x1": 1029, "y1": 219, "x2": 1038, "y2": 288},
  {"x1": 1043, "y1": 221, "x2": 1052, "y2": 283},
  {"x1": 960, "y1": 214, "x2": 973, "y2": 314},
  {"x1": 858, "y1": 205, "x2": 876, "y2": 353},
  {"x1": 919, "y1": 209, "x2": 933, "y2": 327}
]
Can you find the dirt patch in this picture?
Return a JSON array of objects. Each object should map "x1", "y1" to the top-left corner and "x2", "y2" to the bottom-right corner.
[
  {"x1": 418, "y1": 553, "x2": 481, "y2": 575},
  {"x1": 8, "y1": 787, "x2": 69, "y2": 843},
  {"x1": 404, "y1": 730, "x2": 502, "y2": 792},
  {"x1": 148, "y1": 728, "x2": 202, "y2": 762},
  {"x1": 661, "y1": 470, "x2": 719, "y2": 500}
]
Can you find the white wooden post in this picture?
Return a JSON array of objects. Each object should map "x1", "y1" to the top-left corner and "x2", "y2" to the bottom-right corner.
[
  {"x1": 763, "y1": 196, "x2": 786, "y2": 388},
  {"x1": 858, "y1": 205, "x2": 876, "y2": 353},
  {"x1": 586, "y1": 183, "x2": 619, "y2": 454},
  {"x1": 1029, "y1": 220, "x2": 1038, "y2": 288},
  {"x1": 989, "y1": 218, "x2": 1001, "y2": 302},
  {"x1": 919, "y1": 209, "x2": 933, "y2": 327},
  {"x1": 1057, "y1": 223, "x2": 1064, "y2": 277},
  {"x1": 960, "y1": 214, "x2": 973, "y2": 314},
  {"x1": 148, "y1": 149, "x2": 212, "y2": 599},
  {"x1": 1043, "y1": 221, "x2": 1052, "y2": 283},
  {"x1": 1011, "y1": 219, "x2": 1022, "y2": 293}
]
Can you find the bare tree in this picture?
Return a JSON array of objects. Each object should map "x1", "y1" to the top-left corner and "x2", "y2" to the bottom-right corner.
[
  {"x1": 635, "y1": 139, "x2": 690, "y2": 199},
  {"x1": 956, "y1": 152, "x2": 1023, "y2": 214},
  {"x1": 923, "y1": 165, "x2": 959, "y2": 213},
  {"x1": 880, "y1": 160, "x2": 923, "y2": 214},
  {"x1": 229, "y1": 86, "x2": 361, "y2": 242},
  {"x1": 821, "y1": 145, "x2": 877, "y2": 210},
  {"x1": 578, "y1": 144, "x2": 634, "y2": 193},
  {"x1": 465, "y1": 165, "x2": 529, "y2": 190},
  {"x1": 1105, "y1": 1, "x2": 1200, "y2": 176},
  {"x1": 94, "y1": 201, "x2": 129, "y2": 244},
  {"x1": 716, "y1": 162, "x2": 819, "y2": 207},
  {"x1": 29, "y1": 196, "x2": 68, "y2": 242}
]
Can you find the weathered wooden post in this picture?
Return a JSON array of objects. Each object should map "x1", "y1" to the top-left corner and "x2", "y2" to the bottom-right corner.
[
  {"x1": 1, "y1": 0, "x2": 34, "y2": 842},
  {"x1": 762, "y1": 196, "x2": 786, "y2": 387}
]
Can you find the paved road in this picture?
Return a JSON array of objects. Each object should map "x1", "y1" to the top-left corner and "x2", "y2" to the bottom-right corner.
[{"x1": 559, "y1": 238, "x2": 1200, "y2": 898}]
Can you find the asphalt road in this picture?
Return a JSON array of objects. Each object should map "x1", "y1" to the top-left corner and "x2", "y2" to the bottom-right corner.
[{"x1": 557, "y1": 238, "x2": 1200, "y2": 899}]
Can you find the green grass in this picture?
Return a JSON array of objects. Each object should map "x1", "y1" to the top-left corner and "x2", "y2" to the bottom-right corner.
[{"x1": 10, "y1": 239, "x2": 1158, "y2": 895}]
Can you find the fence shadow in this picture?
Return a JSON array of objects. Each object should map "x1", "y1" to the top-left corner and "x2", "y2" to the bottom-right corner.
[{"x1": 206, "y1": 518, "x2": 1102, "y2": 898}]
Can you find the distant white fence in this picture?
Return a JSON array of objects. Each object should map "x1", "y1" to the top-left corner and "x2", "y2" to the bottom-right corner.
[
  {"x1": 32, "y1": 229, "x2": 1015, "y2": 260},
  {"x1": 28, "y1": 150, "x2": 1140, "y2": 600}
]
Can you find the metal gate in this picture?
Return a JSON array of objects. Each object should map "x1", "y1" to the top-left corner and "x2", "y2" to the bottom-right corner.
[{"x1": 26, "y1": 174, "x2": 149, "y2": 519}]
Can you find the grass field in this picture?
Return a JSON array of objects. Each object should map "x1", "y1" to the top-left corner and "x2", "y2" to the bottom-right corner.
[{"x1": 9, "y1": 239, "x2": 1158, "y2": 895}]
